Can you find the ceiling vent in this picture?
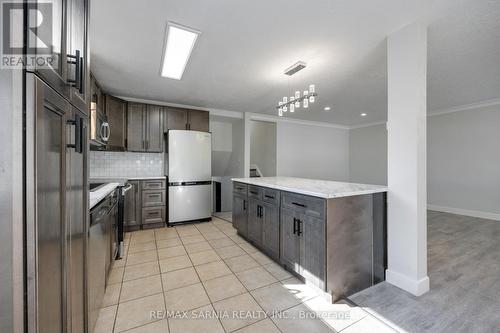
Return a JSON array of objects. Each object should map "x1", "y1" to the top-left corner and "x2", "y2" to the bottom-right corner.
[{"x1": 284, "y1": 61, "x2": 307, "y2": 76}]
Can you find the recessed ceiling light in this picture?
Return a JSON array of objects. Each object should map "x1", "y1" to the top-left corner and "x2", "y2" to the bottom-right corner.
[
  {"x1": 324, "y1": 106, "x2": 331, "y2": 111},
  {"x1": 161, "y1": 22, "x2": 200, "y2": 80},
  {"x1": 360, "y1": 113, "x2": 367, "y2": 117}
]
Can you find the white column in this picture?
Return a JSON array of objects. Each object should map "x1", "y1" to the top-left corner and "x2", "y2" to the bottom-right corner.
[{"x1": 386, "y1": 22, "x2": 429, "y2": 296}]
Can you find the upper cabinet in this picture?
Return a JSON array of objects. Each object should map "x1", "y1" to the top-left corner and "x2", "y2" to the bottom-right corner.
[
  {"x1": 29, "y1": 0, "x2": 88, "y2": 114},
  {"x1": 127, "y1": 103, "x2": 163, "y2": 152},
  {"x1": 105, "y1": 95, "x2": 127, "y2": 151},
  {"x1": 165, "y1": 107, "x2": 209, "y2": 132},
  {"x1": 67, "y1": 0, "x2": 89, "y2": 112}
]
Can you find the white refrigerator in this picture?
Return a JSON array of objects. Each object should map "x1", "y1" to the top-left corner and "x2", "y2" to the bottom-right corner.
[{"x1": 168, "y1": 130, "x2": 212, "y2": 224}]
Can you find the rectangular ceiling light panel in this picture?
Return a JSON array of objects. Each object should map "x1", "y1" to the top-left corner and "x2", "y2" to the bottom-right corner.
[{"x1": 161, "y1": 22, "x2": 200, "y2": 80}]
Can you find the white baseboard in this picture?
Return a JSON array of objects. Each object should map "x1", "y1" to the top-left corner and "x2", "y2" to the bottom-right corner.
[
  {"x1": 386, "y1": 269, "x2": 430, "y2": 296},
  {"x1": 428, "y1": 204, "x2": 500, "y2": 221}
]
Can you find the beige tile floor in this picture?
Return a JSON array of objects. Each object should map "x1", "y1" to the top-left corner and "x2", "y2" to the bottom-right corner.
[{"x1": 93, "y1": 217, "x2": 395, "y2": 333}]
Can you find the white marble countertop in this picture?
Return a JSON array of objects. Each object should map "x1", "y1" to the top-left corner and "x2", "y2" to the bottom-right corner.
[
  {"x1": 89, "y1": 183, "x2": 120, "y2": 209},
  {"x1": 232, "y1": 177, "x2": 387, "y2": 199},
  {"x1": 90, "y1": 176, "x2": 166, "y2": 181}
]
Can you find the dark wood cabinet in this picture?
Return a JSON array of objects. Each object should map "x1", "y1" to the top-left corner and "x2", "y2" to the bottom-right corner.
[
  {"x1": 166, "y1": 108, "x2": 189, "y2": 130},
  {"x1": 127, "y1": 103, "x2": 145, "y2": 151},
  {"x1": 145, "y1": 105, "x2": 163, "y2": 152},
  {"x1": 188, "y1": 110, "x2": 210, "y2": 132},
  {"x1": 247, "y1": 199, "x2": 263, "y2": 245},
  {"x1": 126, "y1": 103, "x2": 163, "y2": 152},
  {"x1": 124, "y1": 179, "x2": 166, "y2": 230},
  {"x1": 67, "y1": 0, "x2": 89, "y2": 112},
  {"x1": 262, "y1": 202, "x2": 280, "y2": 260},
  {"x1": 232, "y1": 194, "x2": 248, "y2": 237},
  {"x1": 105, "y1": 95, "x2": 127, "y2": 151},
  {"x1": 124, "y1": 181, "x2": 140, "y2": 227},
  {"x1": 166, "y1": 107, "x2": 209, "y2": 132},
  {"x1": 29, "y1": 0, "x2": 89, "y2": 113}
]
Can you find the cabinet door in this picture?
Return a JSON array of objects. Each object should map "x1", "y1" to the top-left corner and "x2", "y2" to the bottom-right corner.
[
  {"x1": 31, "y1": 0, "x2": 70, "y2": 98},
  {"x1": 67, "y1": 0, "x2": 88, "y2": 112},
  {"x1": 300, "y1": 216, "x2": 326, "y2": 289},
  {"x1": 127, "y1": 103, "x2": 145, "y2": 151},
  {"x1": 31, "y1": 77, "x2": 70, "y2": 333},
  {"x1": 232, "y1": 195, "x2": 248, "y2": 237},
  {"x1": 145, "y1": 105, "x2": 163, "y2": 152},
  {"x1": 247, "y1": 199, "x2": 263, "y2": 246},
  {"x1": 167, "y1": 108, "x2": 188, "y2": 130},
  {"x1": 262, "y1": 203, "x2": 279, "y2": 259},
  {"x1": 66, "y1": 107, "x2": 87, "y2": 333},
  {"x1": 188, "y1": 110, "x2": 209, "y2": 132},
  {"x1": 124, "y1": 181, "x2": 140, "y2": 226},
  {"x1": 280, "y1": 209, "x2": 301, "y2": 274},
  {"x1": 105, "y1": 95, "x2": 127, "y2": 150}
]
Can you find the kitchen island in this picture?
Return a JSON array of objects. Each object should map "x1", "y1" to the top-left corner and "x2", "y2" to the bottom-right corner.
[{"x1": 232, "y1": 177, "x2": 388, "y2": 302}]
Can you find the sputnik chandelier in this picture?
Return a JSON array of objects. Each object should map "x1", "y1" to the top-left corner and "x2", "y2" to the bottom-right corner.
[{"x1": 276, "y1": 61, "x2": 317, "y2": 116}]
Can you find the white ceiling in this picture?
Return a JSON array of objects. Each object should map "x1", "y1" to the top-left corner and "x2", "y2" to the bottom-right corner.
[{"x1": 90, "y1": 0, "x2": 500, "y2": 126}]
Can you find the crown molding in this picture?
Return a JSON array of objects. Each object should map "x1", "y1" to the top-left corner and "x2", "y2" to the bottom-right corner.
[
  {"x1": 114, "y1": 95, "x2": 244, "y2": 118},
  {"x1": 349, "y1": 120, "x2": 387, "y2": 130},
  {"x1": 429, "y1": 97, "x2": 500, "y2": 117},
  {"x1": 247, "y1": 113, "x2": 350, "y2": 130}
]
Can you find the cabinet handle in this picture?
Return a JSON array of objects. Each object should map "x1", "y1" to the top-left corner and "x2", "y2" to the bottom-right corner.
[
  {"x1": 265, "y1": 195, "x2": 275, "y2": 199},
  {"x1": 256, "y1": 205, "x2": 260, "y2": 218},
  {"x1": 250, "y1": 191, "x2": 258, "y2": 195},
  {"x1": 292, "y1": 202, "x2": 306, "y2": 208},
  {"x1": 293, "y1": 218, "x2": 297, "y2": 235},
  {"x1": 297, "y1": 219, "x2": 303, "y2": 236},
  {"x1": 66, "y1": 114, "x2": 83, "y2": 154},
  {"x1": 67, "y1": 50, "x2": 84, "y2": 94},
  {"x1": 243, "y1": 200, "x2": 246, "y2": 210}
]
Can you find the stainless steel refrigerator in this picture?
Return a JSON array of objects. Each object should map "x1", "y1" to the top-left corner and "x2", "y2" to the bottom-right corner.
[{"x1": 168, "y1": 130, "x2": 212, "y2": 224}]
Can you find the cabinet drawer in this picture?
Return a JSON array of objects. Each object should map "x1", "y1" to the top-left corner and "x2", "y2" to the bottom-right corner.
[
  {"x1": 248, "y1": 185, "x2": 263, "y2": 200},
  {"x1": 263, "y1": 188, "x2": 279, "y2": 205},
  {"x1": 142, "y1": 206, "x2": 165, "y2": 224},
  {"x1": 233, "y1": 182, "x2": 248, "y2": 195},
  {"x1": 281, "y1": 192, "x2": 326, "y2": 219},
  {"x1": 142, "y1": 190, "x2": 166, "y2": 207},
  {"x1": 141, "y1": 179, "x2": 166, "y2": 190}
]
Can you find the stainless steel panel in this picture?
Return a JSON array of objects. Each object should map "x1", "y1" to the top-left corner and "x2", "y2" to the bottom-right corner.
[
  {"x1": 168, "y1": 130, "x2": 211, "y2": 182},
  {"x1": 168, "y1": 184, "x2": 212, "y2": 223}
]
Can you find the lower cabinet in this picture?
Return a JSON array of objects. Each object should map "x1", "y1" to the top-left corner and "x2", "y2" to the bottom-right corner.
[
  {"x1": 262, "y1": 202, "x2": 280, "y2": 260},
  {"x1": 124, "y1": 178, "x2": 166, "y2": 230},
  {"x1": 247, "y1": 199, "x2": 263, "y2": 245},
  {"x1": 300, "y1": 215, "x2": 326, "y2": 290},
  {"x1": 280, "y1": 209, "x2": 301, "y2": 273},
  {"x1": 232, "y1": 194, "x2": 248, "y2": 237},
  {"x1": 124, "y1": 181, "x2": 140, "y2": 227}
]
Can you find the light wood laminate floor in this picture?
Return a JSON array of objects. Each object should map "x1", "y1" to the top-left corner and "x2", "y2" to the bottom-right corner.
[{"x1": 350, "y1": 210, "x2": 500, "y2": 332}]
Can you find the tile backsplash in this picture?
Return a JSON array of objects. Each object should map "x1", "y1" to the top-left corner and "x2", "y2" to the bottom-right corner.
[{"x1": 90, "y1": 151, "x2": 164, "y2": 178}]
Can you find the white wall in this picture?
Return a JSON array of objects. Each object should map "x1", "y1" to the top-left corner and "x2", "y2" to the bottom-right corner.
[
  {"x1": 428, "y1": 105, "x2": 500, "y2": 217},
  {"x1": 349, "y1": 124, "x2": 388, "y2": 185},
  {"x1": 210, "y1": 116, "x2": 245, "y2": 211},
  {"x1": 348, "y1": 105, "x2": 500, "y2": 219},
  {"x1": 250, "y1": 121, "x2": 276, "y2": 177},
  {"x1": 276, "y1": 122, "x2": 350, "y2": 181}
]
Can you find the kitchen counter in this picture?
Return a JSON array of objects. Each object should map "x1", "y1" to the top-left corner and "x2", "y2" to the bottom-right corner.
[
  {"x1": 89, "y1": 183, "x2": 120, "y2": 209},
  {"x1": 231, "y1": 176, "x2": 387, "y2": 199}
]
